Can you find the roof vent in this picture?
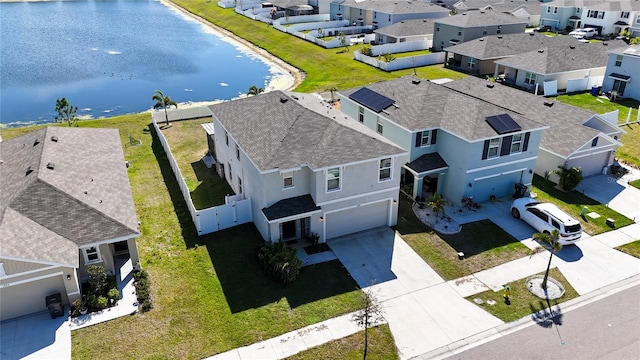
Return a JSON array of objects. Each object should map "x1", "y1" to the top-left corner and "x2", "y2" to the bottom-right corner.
[
  {"x1": 51, "y1": 136, "x2": 58, "y2": 142},
  {"x1": 26, "y1": 166, "x2": 34, "y2": 176},
  {"x1": 291, "y1": 95, "x2": 299, "y2": 100},
  {"x1": 529, "y1": 32, "x2": 535, "y2": 36},
  {"x1": 570, "y1": 45, "x2": 576, "y2": 49},
  {"x1": 497, "y1": 35, "x2": 502, "y2": 39},
  {"x1": 33, "y1": 139, "x2": 40, "y2": 146},
  {"x1": 486, "y1": 83, "x2": 495, "y2": 88},
  {"x1": 538, "y1": 49, "x2": 544, "y2": 53},
  {"x1": 544, "y1": 101, "x2": 554, "y2": 107},
  {"x1": 46, "y1": 162, "x2": 55, "y2": 170},
  {"x1": 280, "y1": 97, "x2": 288, "y2": 103},
  {"x1": 602, "y1": 42, "x2": 608, "y2": 46},
  {"x1": 479, "y1": 38, "x2": 484, "y2": 41},
  {"x1": 412, "y1": 79, "x2": 421, "y2": 85}
]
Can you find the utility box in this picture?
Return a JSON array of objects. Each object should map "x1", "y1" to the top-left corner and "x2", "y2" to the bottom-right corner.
[
  {"x1": 513, "y1": 183, "x2": 527, "y2": 199},
  {"x1": 45, "y1": 293, "x2": 64, "y2": 319}
]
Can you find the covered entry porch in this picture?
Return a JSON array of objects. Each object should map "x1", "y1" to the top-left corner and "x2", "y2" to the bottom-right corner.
[
  {"x1": 262, "y1": 195, "x2": 322, "y2": 243},
  {"x1": 401, "y1": 153, "x2": 448, "y2": 200}
]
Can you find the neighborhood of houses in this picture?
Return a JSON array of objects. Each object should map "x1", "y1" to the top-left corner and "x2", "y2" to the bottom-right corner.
[{"x1": 1, "y1": 0, "x2": 639, "y2": 354}]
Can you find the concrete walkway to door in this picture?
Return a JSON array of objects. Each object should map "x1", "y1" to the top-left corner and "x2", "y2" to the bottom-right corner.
[{"x1": 328, "y1": 227, "x2": 504, "y2": 360}]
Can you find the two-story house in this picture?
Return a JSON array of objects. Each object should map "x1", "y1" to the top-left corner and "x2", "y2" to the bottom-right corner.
[
  {"x1": 432, "y1": 9, "x2": 528, "y2": 51},
  {"x1": 339, "y1": 76, "x2": 548, "y2": 203},
  {"x1": 208, "y1": 91, "x2": 407, "y2": 243},
  {"x1": 329, "y1": 0, "x2": 449, "y2": 28},
  {"x1": 453, "y1": 0, "x2": 542, "y2": 27},
  {"x1": 539, "y1": 0, "x2": 640, "y2": 35},
  {"x1": 0, "y1": 127, "x2": 140, "y2": 321},
  {"x1": 601, "y1": 44, "x2": 640, "y2": 101}
]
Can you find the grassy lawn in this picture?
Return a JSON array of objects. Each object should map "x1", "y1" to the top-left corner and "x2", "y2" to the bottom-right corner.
[
  {"x1": 389, "y1": 49, "x2": 432, "y2": 59},
  {"x1": 394, "y1": 199, "x2": 531, "y2": 280},
  {"x1": 169, "y1": 0, "x2": 465, "y2": 93},
  {"x1": 616, "y1": 240, "x2": 640, "y2": 258},
  {"x1": 617, "y1": 123, "x2": 640, "y2": 166},
  {"x1": 630, "y1": 178, "x2": 640, "y2": 190},
  {"x1": 531, "y1": 175, "x2": 633, "y2": 235},
  {"x1": 160, "y1": 118, "x2": 234, "y2": 209},
  {"x1": 1, "y1": 116, "x2": 364, "y2": 359},
  {"x1": 466, "y1": 267, "x2": 579, "y2": 323},
  {"x1": 286, "y1": 324, "x2": 398, "y2": 360},
  {"x1": 552, "y1": 92, "x2": 640, "y2": 124}
]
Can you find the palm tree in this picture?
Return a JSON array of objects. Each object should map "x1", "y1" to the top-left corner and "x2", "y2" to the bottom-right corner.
[
  {"x1": 427, "y1": 192, "x2": 447, "y2": 216},
  {"x1": 152, "y1": 90, "x2": 177, "y2": 126},
  {"x1": 326, "y1": 86, "x2": 338, "y2": 103},
  {"x1": 247, "y1": 85, "x2": 264, "y2": 96},
  {"x1": 532, "y1": 229, "x2": 563, "y2": 291}
]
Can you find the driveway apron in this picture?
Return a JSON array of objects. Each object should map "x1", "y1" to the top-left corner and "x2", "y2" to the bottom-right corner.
[
  {"x1": 328, "y1": 227, "x2": 503, "y2": 360},
  {"x1": 0, "y1": 310, "x2": 71, "y2": 360}
]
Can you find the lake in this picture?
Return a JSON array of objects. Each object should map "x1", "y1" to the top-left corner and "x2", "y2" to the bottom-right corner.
[{"x1": 0, "y1": 0, "x2": 286, "y2": 127}]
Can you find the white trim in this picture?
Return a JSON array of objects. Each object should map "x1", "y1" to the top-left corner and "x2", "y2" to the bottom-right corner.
[
  {"x1": 0, "y1": 271, "x2": 63, "y2": 289},
  {"x1": 466, "y1": 156, "x2": 537, "y2": 173},
  {"x1": 67, "y1": 291, "x2": 81, "y2": 296},
  {"x1": 474, "y1": 173, "x2": 500, "y2": 181},
  {"x1": 0, "y1": 262, "x2": 5, "y2": 277},
  {"x1": 0, "y1": 255, "x2": 75, "y2": 268},
  {"x1": 316, "y1": 186, "x2": 400, "y2": 207},
  {"x1": 403, "y1": 165, "x2": 448, "y2": 177},
  {"x1": 501, "y1": 167, "x2": 528, "y2": 176},
  {"x1": 378, "y1": 157, "x2": 393, "y2": 182},
  {"x1": 265, "y1": 209, "x2": 322, "y2": 224},
  {"x1": 82, "y1": 246, "x2": 102, "y2": 265},
  {"x1": 78, "y1": 234, "x2": 138, "y2": 249},
  {"x1": 326, "y1": 166, "x2": 342, "y2": 193},
  {"x1": 0, "y1": 265, "x2": 61, "y2": 280},
  {"x1": 567, "y1": 147, "x2": 616, "y2": 160}
]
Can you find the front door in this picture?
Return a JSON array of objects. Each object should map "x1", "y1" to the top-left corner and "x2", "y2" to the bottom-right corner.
[
  {"x1": 281, "y1": 220, "x2": 297, "y2": 240},
  {"x1": 613, "y1": 80, "x2": 626, "y2": 96}
]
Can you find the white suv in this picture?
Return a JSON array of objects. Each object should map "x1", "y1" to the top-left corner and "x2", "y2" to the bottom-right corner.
[
  {"x1": 511, "y1": 198, "x2": 583, "y2": 245},
  {"x1": 569, "y1": 27, "x2": 597, "y2": 39}
]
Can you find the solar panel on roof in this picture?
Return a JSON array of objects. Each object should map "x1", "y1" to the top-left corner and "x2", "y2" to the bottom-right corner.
[
  {"x1": 349, "y1": 87, "x2": 395, "y2": 113},
  {"x1": 485, "y1": 114, "x2": 521, "y2": 134}
]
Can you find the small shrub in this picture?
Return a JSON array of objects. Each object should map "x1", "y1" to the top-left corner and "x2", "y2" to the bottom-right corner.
[
  {"x1": 361, "y1": 45, "x2": 373, "y2": 56},
  {"x1": 107, "y1": 288, "x2": 119, "y2": 300},
  {"x1": 96, "y1": 296, "x2": 108, "y2": 310},
  {"x1": 86, "y1": 265, "x2": 108, "y2": 295},
  {"x1": 133, "y1": 269, "x2": 153, "y2": 312},
  {"x1": 257, "y1": 241, "x2": 302, "y2": 284}
]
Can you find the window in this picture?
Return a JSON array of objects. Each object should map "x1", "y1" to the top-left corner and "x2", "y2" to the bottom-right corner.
[
  {"x1": 225, "y1": 131, "x2": 229, "y2": 146},
  {"x1": 591, "y1": 138, "x2": 598, "y2": 147},
  {"x1": 379, "y1": 158, "x2": 392, "y2": 181},
  {"x1": 458, "y1": 31, "x2": 462, "y2": 36},
  {"x1": 238, "y1": 177, "x2": 243, "y2": 193},
  {"x1": 615, "y1": 55, "x2": 623, "y2": 66},
  {"x1": 483, "y1": 30, "x2": 487, "y2": 35},
  {"x1": 524, "y1": 72, "x2": 537, "y2": 85},
  {"x1": 598, "y1": 11, "x2": 604, "y2": 19},
  {"x1": 358, "y1": 106, "x2": 364, "y2": 123},
  {"x1": 436, "y1": 26, "x2": 440, "y2": 32},
  {"x1": 235, "y1": 144, "x2": 240, "y2": 160},
  {"x1": 228, "y1": 163, "x2": 232, "y2": 182},
  {"x1": 0, "y1": 262, "x2": 6, "y2": 277},
  {"x1": 377, "y1": 121, "x2": 383, "y2": 134},
  {"x1": 326, "y1": 167, "x2": 341, "y2": 191},
  {"x1": 467, "y1": 57, "x2": 476, "y2": 69},
  {"x1": 613, "y1": 79, "x2": 627, "y2": 96},
  {"x1": 510, "y1": 133, "x2": 523, "y2": 153},
  {"x1": 621, "y1": 11, "x2": 629, "y2": 19},
  {"x1": 420, "y1": 131, "x2": 430, "y2": 146},
  {"x1": 551, "y1": 219, "x2": 561, "y2": 230},
  {"x1": 283, "y1": 171, "x2": 294, "y2": 188},
  {"x1": 497, "y1": 29, "x2": 501, "y2": 34},
  {"x1": 529, "y1": 208, "x2": 549, "y2": 222},
  {"x1": 488, "y1": 138, "x2": 500, "y2": 158},
  {"x1": 553, "y1": 7, "x2": 558, "y2": 14},
  {"x1": 546, "y1": 6, "x2": 551, "y2": 13},
  {"x1": 83, "y1": 246, "x2": 101, "y2": 264}
]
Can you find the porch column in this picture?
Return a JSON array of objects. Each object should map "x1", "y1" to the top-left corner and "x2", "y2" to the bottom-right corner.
[
  {"x1": 494, "y1": 63, "x2": 499, "y2": 80},
  {"x1": 414, "y1": 176, "x2": 425, "y2": 199}
]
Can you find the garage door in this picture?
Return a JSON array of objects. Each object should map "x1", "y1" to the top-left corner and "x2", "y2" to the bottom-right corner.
[
  {"x1": 572, "y1": 151, "x2": 610, "y2": 177},
  {"x1": 0, "y1": 274, "x2": 68, "y2": 321},
  {"x1": 325, "y1": 201, "x2": 389, "y2": 239},
  {"x1": 474, "y1": 171, "x2": 523, "y2": 202}
]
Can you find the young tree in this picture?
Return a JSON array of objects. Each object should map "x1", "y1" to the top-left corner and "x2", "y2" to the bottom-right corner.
[
  {"x1": 338, "y1": 32, "x2": 349, "y2": 52},
  {"x1": 152, "y1": 90, "x2": 177, "y2": 126},
  {"x1": 532, "y1": 229, "x2": 563, "y2": 291},
  {"x1": 54, "y1": 97, "x2": 78, "y2": 127},
  {"x1": 552, "y1": 165, "x2": 583, "y2": 191},
  {"x1": 247, "y1": 85, "x2": 264, "y2": 96},
  {"x1": 326, "y1": 86, "x2": 338, "y2": 103},
  {"x1": 352, "y1": 287, "x2": 385, "y2": 360}
]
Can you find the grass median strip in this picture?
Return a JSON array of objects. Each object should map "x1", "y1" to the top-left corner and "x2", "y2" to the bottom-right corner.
[{"x1": 616, "y1": 240, "x2": 640, "y2": 259}]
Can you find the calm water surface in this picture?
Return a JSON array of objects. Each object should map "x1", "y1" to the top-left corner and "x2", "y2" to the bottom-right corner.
[{"x1": 0, "y1": 0, "x2": 277, "y2": 126}]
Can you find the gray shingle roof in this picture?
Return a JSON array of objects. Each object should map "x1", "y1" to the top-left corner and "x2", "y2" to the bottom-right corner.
[
  {"x1": 0, "y1": 127, "x2": 140, "y2": 267},
  {"x1": 441, "y1": 76, "x2": 601, "y2": 157},
  {"x1": 375, "y1": 18, "x2": 436, "y2": 37},
  {"x1": 494, "y1": 40, "x2": 627, "y2": 74},
  {"x1": 406, "y1": 152, "x2": 449, "y2": 173},
  {"x1": 262, "y1": 194, "x2": 321, "y2": 221},
  {"x1": 444, "y1": 32, "x2": 579, "y2": 59},
  {"x1": 339, "y1": 0, "x2": 451, "y2": 14},
  {"x1": 208, "y1": 91, "x2": 406, "y2": 172},
  {"x1": 340, "y1": 76, "x2": 546, "y2": 141},
  {"x1": 435, "y1": 9, "x2": 528, "y2": 27},
  {"x1": 456, "y1": 0, "x2": 542, "y2": 16},
  {"x1": 544, "y1": 0, "x2": 640, "y2": 11}
]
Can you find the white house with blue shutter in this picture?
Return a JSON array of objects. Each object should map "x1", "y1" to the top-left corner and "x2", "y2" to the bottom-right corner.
[{"x1": 339, "y1": 76, "x2": 548, "y2": 203}]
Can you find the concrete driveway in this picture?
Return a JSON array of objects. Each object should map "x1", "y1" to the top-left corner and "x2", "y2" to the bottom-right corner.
[
  {"x1": 0, "y1": 310, "x2": 71, "y2": 360},
  {"x1": 328, "y1": 227, "x2": 503, "y2": 360}
]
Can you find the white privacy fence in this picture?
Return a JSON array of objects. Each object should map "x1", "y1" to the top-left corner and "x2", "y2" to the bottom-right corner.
[
  {"x1": 354, "y1": 41, "x2": 444, "y2": 71},
  {"x1": 152, "y1": 115, "x2": 252, "y2": 235}
]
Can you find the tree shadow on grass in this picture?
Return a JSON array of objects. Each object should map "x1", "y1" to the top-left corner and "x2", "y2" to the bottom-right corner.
[{"x1": 202, "y1": 224, "x2": 359, "y2": 313}]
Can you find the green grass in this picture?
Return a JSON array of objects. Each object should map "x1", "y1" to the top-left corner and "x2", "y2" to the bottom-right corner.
[
  {"x1": 466, "y1": 267, "x2": 579, "y2": 323},
  {"x1": 169, "y1": 0, "x2": 465, "y2": 93},
  {"x1": 0, "y1": 116, "x2": 364, "y2": 359},
  {"x1": 160, "y1": 118, "x2": 233, "y2": 209},
  {"x1": 388, "y1": 49, "x2": 432, "y2": 59},
  {"x1": 394, "y1": 199, "x2": 531, "y2": 280},
  {"x1": 552, "y1": 92, "x2": 640, "y2": 124},
  {"x1": 286, "y1": 324, "x2": 398, "y2": 360},
  {"x1": 616, "y1": 240, "x2": 640, "y2": 259},
  {"x1": 630, "y1": 179, "x2": 640, "y2": 190},
  {"x1": 531, "y1": 175, "x2": 633, "y2": 235},
  {"x1": 617, "y1": 123, "x2": 640, "y2": 166}
]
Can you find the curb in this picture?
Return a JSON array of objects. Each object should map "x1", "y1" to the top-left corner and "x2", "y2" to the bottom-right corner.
[{"x1": 412, "y1": 274, "x2": 640, "y2": 360}]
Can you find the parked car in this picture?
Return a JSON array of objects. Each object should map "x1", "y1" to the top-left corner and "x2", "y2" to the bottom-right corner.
[
  {"x1": 510, "y1": 198, "x2": 583, "y2": 245},
  {"x1": 575, "y1": 36, "x2": 590, "y2": 43},
  {"x1": 534, "y1": 25, "x2": 552, "y2": 32},
  {"x1": 569, "y1": 27, "x2": 597, "y2": 39}
]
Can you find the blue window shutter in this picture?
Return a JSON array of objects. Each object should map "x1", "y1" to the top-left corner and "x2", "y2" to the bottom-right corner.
[
  {"x1": 482, "y1": 140, "x2": 490, "y2": 160},
  {"x1": 523, "y1": 132, "x2": 530, "y2": 151},
  {"x1": 415, "y1": 131, "x2": 422, "y2": 147},
  {"x1": 500, "y1": 136, "x2": 512, "y2": 156},
  {"x1": 430, "y1": 129, "x2": 437, "y2": 145}
]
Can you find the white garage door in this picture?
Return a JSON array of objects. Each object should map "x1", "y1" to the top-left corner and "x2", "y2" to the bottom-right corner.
[
  {"x1": 0, "y1": 274, "x2": 68, "y2": 321},
  {"x1": 326, "y1": 201, "x2": 389, "y2": 239},
  {"x1": 573, "y1": 151, "x2": 610, "y2": 177},
  {"x1": 474, "y1": 171, "x2": 523, "y2": 202}
]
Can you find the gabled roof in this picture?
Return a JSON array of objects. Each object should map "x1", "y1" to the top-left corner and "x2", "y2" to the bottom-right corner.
[
  {"x1": 455, "y1": 0, "x2": 541, "y2": 16},
  {"x1": 543, "y1": 0, "x2": 640, "y2": 11},
  {"x1": 444, "y1": 32, "x2": 579, "y2": 59},
  {"x1": 0, "y1": 127, "x2": 139, "y2": 267},
  {"x1": 340, "y1": 76, "x2": 546, "y2": 141},
  {"x1": 262, "y1": 194, "x2": 321, "y2": 221},
  {"x1": 441, "y1": 76, "x2": 607, "y2": 157},
  {"x1": 208, "y1": 91, "x2": 406, "y2": 172},
  {"x1": 375, "y1": 18, "x2": 436, "y2": 37},
  {"x1": 337, "y1": 0, "x2": 450, "y2": 14},
  {"x1": 494, "y1": 41, "x2": 627, "y2": 74},
  {"x1": 435, "y1": 9, "x2": 528, "y2": 27}
]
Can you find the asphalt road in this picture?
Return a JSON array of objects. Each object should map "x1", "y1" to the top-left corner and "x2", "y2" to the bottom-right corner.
[{"x1": 449, "y1": 284, "x2": 640, "y2": 360}]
